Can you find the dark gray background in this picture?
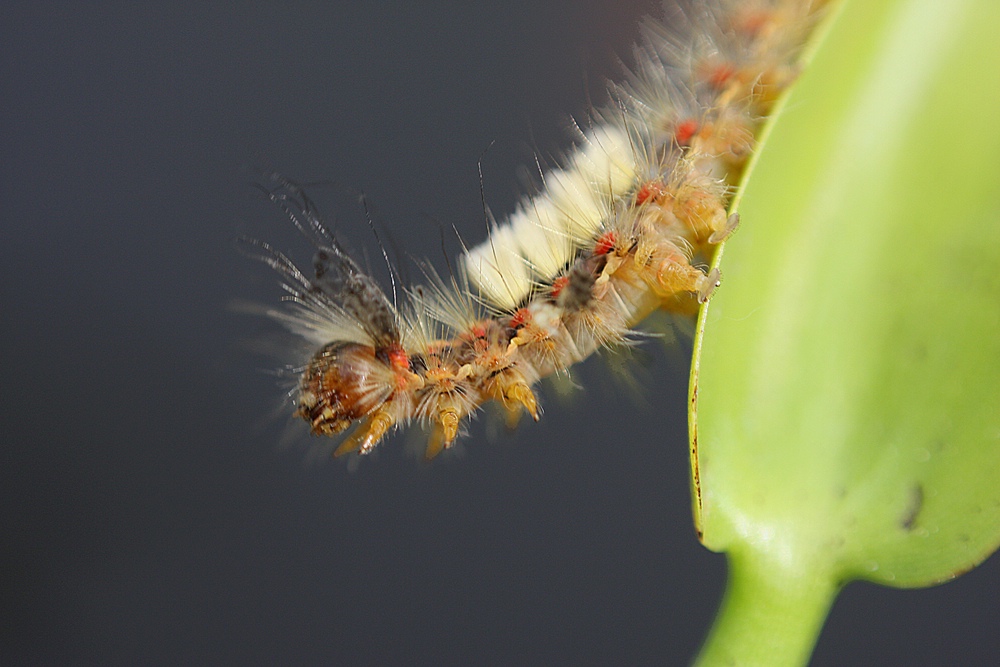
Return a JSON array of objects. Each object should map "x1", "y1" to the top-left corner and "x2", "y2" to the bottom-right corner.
[{"x1": 3, "y1": 2, "x2": 997, "y2": 665}]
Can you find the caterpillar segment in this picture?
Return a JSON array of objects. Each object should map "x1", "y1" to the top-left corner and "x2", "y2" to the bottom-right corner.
[{"x1": 250, "y1": 0, "x2": 832, "y2": 458}]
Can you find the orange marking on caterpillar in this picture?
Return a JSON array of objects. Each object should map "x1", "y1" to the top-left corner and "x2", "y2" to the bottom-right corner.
[
  {"x1": 737, "y1": 11, "x2": 774, "y2": 36},
  {"x1": 508, "y1": 307, "x2": 532, "y2": 329},
  {"x1": 550, "y1": 275, "x2": 569, "y2": 299},
  {"x1": 594, "y1": 231, "x2": 618, "y2": 255},
  {"x1": 385, "y1": 344, "x2": 409, "y2": 372},
  {"x1": 675, "y1": 119, "x2": 700, "y2": 147},
  {"x1": 634, "y1": 181, "x2": 666, "y2": 206},
  {"x1": 706, "y1": 62, "x2": 736, "y2": 89}
]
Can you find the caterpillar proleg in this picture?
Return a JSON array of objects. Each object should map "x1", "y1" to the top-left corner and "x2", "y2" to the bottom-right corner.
[{"x1": 246, "y1": 0, "x2": 832, "y2": 459}]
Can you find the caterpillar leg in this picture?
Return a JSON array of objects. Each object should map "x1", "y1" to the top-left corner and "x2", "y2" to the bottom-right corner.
[
  {"x1": 334, "y1": 407, "x2": 396, "y2": 457},
  {"x1": 425, "y1": 401, "x2": 461, "y2": 460},
  {"x1": 485, "y1": 368, "x2": 540, "y2": 424},
  {"x1": 708, "y1": 212, "x2": 741, "y2": 245},
  {"x1": 647, "y1": 250, "x2": 721, "y2": 305}
]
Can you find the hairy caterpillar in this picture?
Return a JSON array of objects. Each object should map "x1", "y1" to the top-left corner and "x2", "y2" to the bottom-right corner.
[{"x1": 244, "y1": 0, "x2": 832, "y2": 459}]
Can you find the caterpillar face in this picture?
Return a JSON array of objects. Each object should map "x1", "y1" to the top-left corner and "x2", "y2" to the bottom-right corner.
[{"x1": 297, "y1": 343, "x2": 393, "y2": 436}]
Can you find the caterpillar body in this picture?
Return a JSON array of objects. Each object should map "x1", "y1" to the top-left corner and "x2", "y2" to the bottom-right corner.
[{"x1": 246, "y1": 0, "x2": 831, "y2": 459}]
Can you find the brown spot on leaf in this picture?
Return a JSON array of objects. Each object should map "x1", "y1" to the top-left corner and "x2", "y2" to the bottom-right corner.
[
  {"x1": 690, "y1": 380, "x2": 703, "y2": 540},
  {"x1": 900, "y1": 484, "x2": 924, "y2": 531}
]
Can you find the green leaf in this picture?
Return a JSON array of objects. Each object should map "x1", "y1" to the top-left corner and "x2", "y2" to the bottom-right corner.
[{"x1": 689, "y1": 0, "x2": 1000, "y2": 663}]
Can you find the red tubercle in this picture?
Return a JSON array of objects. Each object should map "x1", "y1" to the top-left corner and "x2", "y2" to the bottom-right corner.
[
  {"x1": 469, "y1": 323, "x2": 487, "y2": 339},
  {"x1": 736, "y1": 10, "x2": 773, "y2": 37},
  {"x1": 386, "y1": 344, "x2": 410, "y2": 372},
  {"x1": 634, "y1": 181, "x2": 665, "y2": 206},
  {"x1": 508, "y1": 307, "x2": 532, "y2": 329},
  {"x1": 594, "y1": 230, "x2": 618, "y2": 255},
  {"x1": 706, "y1": 62, "x2": 737, "y2": 89},
  {"x1": 423, "y1": 340, "x2": 448, "y2": 356},
  {"x1": 675, "y1": 119, "x2": 700, "y2": 147},
  {"x1": 550, "y1": 275, "x2": 569, "y2": 299}
]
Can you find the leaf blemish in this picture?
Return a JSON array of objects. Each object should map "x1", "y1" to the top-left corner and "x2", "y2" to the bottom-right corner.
[{"x1": 900, "y1": 484, "x2": 924, "y2": 531}]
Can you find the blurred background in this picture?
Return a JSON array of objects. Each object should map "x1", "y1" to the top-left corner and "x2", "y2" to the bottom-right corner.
[{"x1": 2, "y1": 2, "x2": 997, "y2": 664}]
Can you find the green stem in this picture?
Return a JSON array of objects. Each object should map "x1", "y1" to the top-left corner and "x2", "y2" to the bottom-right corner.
[{"x1": 693, "y1": 552, "x2": 839, "y2": 667}]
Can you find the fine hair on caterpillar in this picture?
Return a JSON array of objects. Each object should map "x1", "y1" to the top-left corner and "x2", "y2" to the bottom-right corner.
[{"x1": 243, "y1": 0, "x2": 831, "y2": 460}]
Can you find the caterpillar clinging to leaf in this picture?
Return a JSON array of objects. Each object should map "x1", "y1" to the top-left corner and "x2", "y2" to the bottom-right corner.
[{"x1": 244, "y1": 0, "x2": 832, "y2": 459}]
